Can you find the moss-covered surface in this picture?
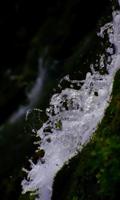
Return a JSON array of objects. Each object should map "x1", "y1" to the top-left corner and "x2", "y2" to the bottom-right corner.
[
  {"x1": 18, "y1": 191, "x2": 37, "y2": 200},
  {"x1": 52, "y1": 69, "x2": 120, "y2": 200}
]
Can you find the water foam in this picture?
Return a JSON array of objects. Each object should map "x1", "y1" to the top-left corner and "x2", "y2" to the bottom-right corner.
[{"x1": 22, "y1": 3, "x2": 120, "y2": 200}]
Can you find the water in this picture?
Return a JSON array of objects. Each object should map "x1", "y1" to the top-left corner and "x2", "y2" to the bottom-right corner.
[
  {"x1": 9, "y1": 59, "x2": 46, "y2": 124},
  {"x1": 0, "y1": 1, "x2": 115, "y2": 200},
  {"x1": 22, "y1": 1, "x2": 120, "y2": 200}
]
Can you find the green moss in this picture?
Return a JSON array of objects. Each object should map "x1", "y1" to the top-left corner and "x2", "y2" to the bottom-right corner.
[
  {"x1": 55, "y1": 120, "x2": 62, "y2": 130},
  {"x1": 52, "y1": 69, "x2": 120, "y2": 200},
  {"x1": 18, "y1": 192, "x2": 37, "y2": 200}
]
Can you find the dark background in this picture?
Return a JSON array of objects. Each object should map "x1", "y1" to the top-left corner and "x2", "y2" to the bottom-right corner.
[{"x1": 0, "y1": 0, "x2": 110, "y2": 68}]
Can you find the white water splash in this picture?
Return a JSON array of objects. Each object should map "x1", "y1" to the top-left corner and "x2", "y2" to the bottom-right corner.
[{"x1": 22, "y1": 4, "x2": 120, "y2": 200}]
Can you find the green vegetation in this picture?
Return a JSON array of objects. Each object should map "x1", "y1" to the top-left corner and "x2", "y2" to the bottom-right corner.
[
  {"x1": 52, "y1": 69, "x2": 120, "y2": 200},
  {"x1": 55, "y1": 120, "x2": 62, "y2": 130},
  {"x1": 18, "y1": 191, "x2": 37, "y2": 200}
]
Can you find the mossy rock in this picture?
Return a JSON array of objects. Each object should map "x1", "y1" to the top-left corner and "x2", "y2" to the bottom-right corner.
[
  {"x1": 55, "y1": 120, "x2": 62, "y2": 130},
  {"x1": 35, "y1": 149, "x2": 45, "y2": 158},
  {"x1": 19, "y1": 191, "x2": 37, "y2": 200}
]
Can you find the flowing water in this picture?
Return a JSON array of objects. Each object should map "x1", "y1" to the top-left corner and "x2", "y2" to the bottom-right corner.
[
  {"x1": 22, "y1": 1, "x2": 120, "y2": 200},
  {"x1": 9, "y1": 59, "x2": 46, "y2": 124}
]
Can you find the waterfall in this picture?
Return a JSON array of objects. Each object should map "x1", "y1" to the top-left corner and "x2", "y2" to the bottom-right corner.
[
  {"x1": 9, "y1": 58, "x2": 46, "y2": 123},
  {"x1": 21, "y1": 1, "x2": 120, "y2": 200}
]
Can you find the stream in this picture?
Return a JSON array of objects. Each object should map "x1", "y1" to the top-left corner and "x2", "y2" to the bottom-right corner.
[
  {"x1": 21, "y1": 0, "x2": 120, "y2": 200},
  {"x1": 0, "y1": 1, "x2": 119, "y2": 200}
]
